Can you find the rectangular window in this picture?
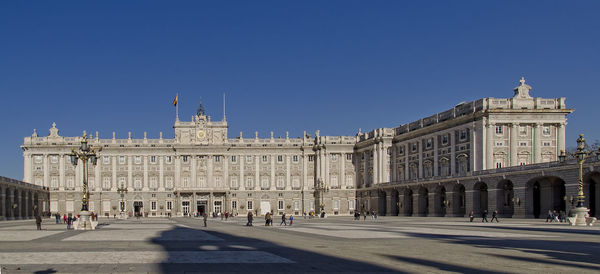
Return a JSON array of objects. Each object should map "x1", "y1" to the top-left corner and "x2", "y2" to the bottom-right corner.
[
  {"x1": 51, "y1": 177, "x2": 58, "y2": 189},
  {"x1": 520, "y1": 142, "x2": 527, "y2": 147},
  {"x1": 262, "y1": 155, "x2": 268, "y2": 162},
  {"x1": 308, "y1": 155, "x2": 314, "y2": 162},
  {"x1": 215, "y1": 177, "x2": 222, "y2": 187},
  {"x1": 50, "y1": 155, "x2": 58, "y2": 163},
  {"x1": 231, "y1": 156, "x2": 237, "y2": 163},
  {"x1": 412, "y1": 143, "x2": 417, "y2": 152},
  {"x1": 277, "y1": 176, "x2": 285, "y2": 188},
  {"x1": 34, "y1": 155, "x2": 43, "y2": 164},
  {"x1": 119, "y1": 156, "x2": 125, "y2": 164},
  {"x1": 119, "y1": 177, "x2": 126, "y2": 188},
  {"x1": 134, "y1": 178, "x2": 142, "y2": 190},
  {"x1": 67, "y1": 178, "x2": 74, "y2": 189},
  {"x1": 165, "y1": 177, "x2": 174, "y2": 190},
  {"x1": 151, "y1": 201, "x2": 157, "y2": 211},
  {"x1": 246, "y1": 177, "x2": 253, "y2": 188},
  {"x1": 331, "y1": 175, "x2": 338, "y2": 187},
  {"x1": 293, "y1": 155, "x2": 299, "y2": 162},
  {"x1": 333, "y1": 200, "x2": 340, "y2": 210},
  {"x1": 292, "y1": 177, "x2": 300, "y2": 188},
  {"x1": 495, "y1": 141, "x2": 503, "y2": 146},
  {"x1": 460, "y1": 130, "x2": 467, "y2": 141},
  {"x1": 277, "y1": 155, "x2": 283, "y2": 162},
  {"x1": 246, "y1": 155, "x2": 253, "y2": 163},
  {"x1": 543, "y1": 142, "x2": 551, "y2": 147},
  {"x1": 543, "y1": 126, "x2": 551, "y2": 136},
  {"x1": 441, "y1": 135, "x2": 449, "y2": 145},
  {"x1": 230, "y1": 177, "x2": 238, "y2": 188},
  {"x1": 346, "y1": 175, "x2": 354, "y2": 187},
  {"x1": 166, "y1": 156, "x2": 172, "y2": 163},
  {"x1": 331, "y1": 154, "x2": 338, "y2": 161},
  {"x1": 150, "y1": 177, "x2": 157, "y2": 189},
  {"x1": 182, "y1": 156, "x2": 188, "y2": 163},
  {"x1": 278, "y1": 200, "x2": 284, "y2": 210},
  {"x1": 519, "y1": 126, "x2": 527, "y2": 136},
  {"x1": 166, "y1": 201, "x2": 172, "y2": 211},
  {"x1": 103, "y1": 156, "x2": 110, "y2": 164},
  {"x1": 349, "y1": 200, "x2": 355, "y2": 210},
  {"x1": 346, "y1": 154, "x2": 352, "y2": 161},
  {"x1": 496, "y1": 125, "x2": 503, "y2": 134},
  {"x1": 247, "y1": 201, "x2": 253, "y2": 210},
  {"x1": 294, "y1": 200, "x2": 300, "y2": 211},
  {"x1": 232, "y1": 201, "x2": 237, "y2": 210},
  {"x1": 261, "y1": 177, "x2": 269, "y2": 189},
  {"x1": 103, "y1": 177, "x2": 111, "y2": 190},
  {"x1": 150, "y1": 156, "x2": 156, "y2": 163},
  {"x1": 215, "y1": 156, "x2": 221, "y2": 162}
]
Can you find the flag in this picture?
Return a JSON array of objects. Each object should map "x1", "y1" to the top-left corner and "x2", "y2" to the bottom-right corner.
[{"x1": 173, "y1": 94, "x2": 178, "y2": 106}]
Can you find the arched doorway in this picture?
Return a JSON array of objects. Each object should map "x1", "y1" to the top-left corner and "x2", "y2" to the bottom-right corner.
[
  {"x1": 418, "y1": 187, "x2": 428, "y2": 216},
  {"x1": 527, "y1": 176, "x2": 566, "y2": 219},
  {"x1": 3, "y1": 188, "x2": 9, "y2": 219},
  {"x1": 452, "y1": 184, "x2": 466, "y2": 217},
  {"x1": 403, "y1": 188, "x2": 413, "y2": 216},
  {"x1": 378, "y1": 190, "x2": 387, "y2": 216},
  {"x1": 496, "y1": 180, "x2": 514, "y2": 218},
  {"x1": 584, "y1": 171, "x2": 600, "y2": 218},
  {"x1": 473, "y1": 182, "x2": 488, "y2": 216},
  {"x1": 390, "y1": 189, "x2": 399, "y2": 216},
  {"x1": 434, "y1": 186, "x2": 446, "y2": 217},
  {"x1": 133, "y1": 201, "x2": 143, "y2": 217}
]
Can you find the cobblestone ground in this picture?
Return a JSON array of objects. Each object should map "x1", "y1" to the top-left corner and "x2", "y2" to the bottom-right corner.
[{"x1": 0, "y1": 216, "x2": 598, "y2": 273}]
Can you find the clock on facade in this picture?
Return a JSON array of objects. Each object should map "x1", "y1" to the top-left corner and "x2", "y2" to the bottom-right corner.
[{"x1": 196, "y1": 130, "x2": 206, "y2": 140}]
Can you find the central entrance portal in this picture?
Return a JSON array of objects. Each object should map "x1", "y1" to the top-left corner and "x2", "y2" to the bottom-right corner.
[
  {"x1": 182, "y1": 201, "x2": 190, "y2": 216},
  {"x1": 133, "y1": 201, "x2": 143, "y2": 217},
  {"x1": 260, "y1": 201, "x2": 271, "y2": 216},
  {"x1": 197, "y1": 201, "x2": 207, "y2": 215}
]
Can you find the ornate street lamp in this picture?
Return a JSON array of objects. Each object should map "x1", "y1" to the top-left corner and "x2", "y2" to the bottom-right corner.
[
  {"x1": 315, "y1": 178, "x2": 329, "y2": 214},
  {"x1": 69, "y1": 132, "x2": 100, "y2": 230},
  {"x1": 117, "y1": 183, "x2": 128, "y2": 219},
  {"x1": 561, "y1": 134, "x2": 600, "y2": 226}
]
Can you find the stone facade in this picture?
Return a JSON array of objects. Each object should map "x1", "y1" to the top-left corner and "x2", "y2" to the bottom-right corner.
[
  {"x1": 0, "y1": 176, "x2": 50, "y2": 220},
  {"x1": 21, "y1": 78, "x2": 579, "y2": 218}
]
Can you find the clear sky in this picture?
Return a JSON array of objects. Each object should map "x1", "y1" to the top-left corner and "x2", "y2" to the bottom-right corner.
[{"x1": 1, "y1": 1, "x2": 599, "y2": 180}]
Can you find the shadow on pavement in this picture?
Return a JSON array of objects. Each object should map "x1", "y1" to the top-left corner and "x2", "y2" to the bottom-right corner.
[
  {"x1": 381, "y1": 254, "x2": 506, "y2": 274},
  {"x1": 399, "y1": 231, "x2": 600, "y2": 269},
  {"x1": 150, "y1": 225, "x2": 402, "y2": 273}
]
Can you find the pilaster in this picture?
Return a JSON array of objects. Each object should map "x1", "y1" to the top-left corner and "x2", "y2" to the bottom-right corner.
[
  {"x1": 510, "y1": 123, "x2": 518, "y2": 166},
  {"x1": 533, "y1": 123, "x2": 542, "y2": 164}
]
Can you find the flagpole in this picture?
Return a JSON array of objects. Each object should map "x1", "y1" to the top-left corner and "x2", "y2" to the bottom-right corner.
[{"x1": 176, "y1": 92, "x2": 179, "y2": 122}]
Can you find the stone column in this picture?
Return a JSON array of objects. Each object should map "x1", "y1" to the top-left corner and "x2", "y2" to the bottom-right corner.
[
  {"x1": 0, "y1": 186, "x2": 5, "y2": 220},
  {"x1": 207, "y1": 155, "x2": 213, "y2": 189},
  {"x1": 239, "y1": 154, "x2": 245, "y2": 191},
  {"x1": 340, "y1": 154, "x2": 346, "y2": 189},
  {"x1": 488, "y1": 188, "x2": 498, "y2": 214},
  {"x1": 191, "y1": 156, "x2": 197, "y2": 189},
  {"x1": 418, "y1": 140, "x2": 423, "y2": 178},
  {"x1": 486, "y1": 122, "x2": 495, "y2": 170},
  {"x1": 470, "y1": 127, "x2": 477, "y2": 171},
  {"x1": 373, "y1": 145, "x2": 378, "y2": 185},
  {"x1": 43, "y1": 154, "x2": 49, "y2": 188},
  {"x1": 445, "y1": 191, "x2": 455, "y2": 216},
  {"x1": 404, "y1": 147, "x2": 409, "y2": 180},
  {"x1": 95, "y1": 155, "x2": 101, "y2": 191},
  {"x1": 159, "y1": 155, "x2": 164, "y2": 191},
  {"x1": 557, "y1": 123, "x2": 565, "y2": 157},
  {"x1": 428, "y1": 191, "x2": 436, "y2": 216},
  {"x1": 385, "y1": 190, "x2": 393, "y2": 216},
  {"x1": 433, "y1": 136, "x2": 439, "y2": 176},
  {"x1": 533, "y1": 123, "x2": 542, "y2": 164},
  {"x1": 465, "y1": 189, "x2": 474, "y2": 217},
  {"x1": 175, "y1": 156, "x2": 181, "y2": 190},
  {"x1": 59, "y1": 154, "x2": 65, "y2": 191},
  {"x1": 286, "y1": 155, "x2": 291, "y2": 190},
  {"x1": 254, "y1": 155, "x2": 259, "y2": 191},
  {"x1": 512, "y1": 186, "x2": 526, "y2": 218},
  {"x1": 270, "y1": 153, "x2": 275, "y2": 191},
  {"x1": 363, "y1": 151, "x2": 368, "y2": 186},
  {"x1": 111, "y1": 156, "x2": 117, "y2": 191},
  {"x1": 510, "y1": 123, "x2": 518, "y2": 167},
  {"x1": 391, "y1": 146, "x2": 397, "y2": 182},
  {"x1": 127, "y1": 156, "x2": 133, "y2": 189},
  {"x1": 224, "y1": 154, "x2": 229, "y2": 190},
  {"x1": 450, "y1": 132, "x2": 456, "y2": 175},
  {"x1": 23, "y1": 153, "x2": 32, "y2": 183},
  {"x1": 412, "y1": 190, "x2": 421, "y2": 216},
  {"x1": 143, "y1": 156, "x2": 149, "y2": 191},
  {"x1": 25, "y1": 191, "x2": 30, "y2": 219},
  {"x1": 382, "y1": 144, "x2": 390, "y2": 183}
]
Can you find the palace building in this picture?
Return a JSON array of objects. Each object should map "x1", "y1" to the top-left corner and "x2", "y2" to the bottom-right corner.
[{"x1": 21, "y1": 78, "x2": 572, "y2": 217}]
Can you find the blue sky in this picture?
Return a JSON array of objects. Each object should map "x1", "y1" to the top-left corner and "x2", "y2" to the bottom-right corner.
[{"x1": 1, "y1": 1, "x2": 599, "y2": 180}]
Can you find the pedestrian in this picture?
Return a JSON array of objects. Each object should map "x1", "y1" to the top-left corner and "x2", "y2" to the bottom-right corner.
[
  {"x1": 469, "y1": 210, "x2": 475, "y2": 222},
  {"x1": 67, "y1": 215, "x2": 72, "y2": 230},
  {"x1": 63, "y1": 215, "x2": 67, "y2": 224},
  {"x1": 481, "y1": 210, "x2": 488, "y2": 222},
  {"x1": 546, "y1": 209, "x2": 554, "y2": 222},
  {"x1": 247, "y1": 211, "x2": 253, "y2": 226},
  {"x1": 221, "y1": 212, "x2": 224, "y2": 220},
  {"x1": 203, "y1": 212, "x2": 208, "y2": 227},
  {"x1": 36, "y1": 215, "x2": 42, "y2": 230},
  {"x1": 553, "y1": 210, "x2": 559, "y2": 222},
  {"x1": 280, "y1": 213, "x2": 287, "y2": 226},
  {"x1": 303, "y1": 212, "x2": 307, "y2": 219},
  {"x1": 491, "y1": 210, "x2": 499, "y2": 222},
  {"x1": 55, "y1": 213, "x2": 60, "y2": 224},
  {"x1": 363, "y1": 211, "x2": 367, "y2": 221},
  {"x1": 289, "y1": 215, "x2": 294, "y2": 226},
  {"x1": 265, "y1": 212, "x2": 271, "y2": 226},
  {"x1": 269, "y1": 211, "x2": 274, "y2": 225}
]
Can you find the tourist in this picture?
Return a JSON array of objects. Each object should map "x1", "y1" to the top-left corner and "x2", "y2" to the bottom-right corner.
[
  {"x1": 35, "y1": 215, "x2": 42, "y2": 230},
  {"x1": 264, "y1": 212, "x2": 270, "y2": 226},
  {"x1": 481, "y1": 210, "x2": 488, "y2": 222},
  {"x1": 66, "y1": 215, "x2": 72, "y2": 230},
  {"x1": 303, "y1": 212, "x2": 307, "y2": 219},
  {"x1": 280, "y1": 213, "x2": 287, "y2": 226},
  {"x1": 289, "y1": 215, "x2": 294, "y2": 226},
  {"x1": 246, "y1": 211, "x2": 253, "y2": 226},
  {"x1": 203, "y1": 212, "x2": 208, "y2": 227},
  {"x1": 55, "y1": 213, "x2": 60, "y2": 224},
  {"x1": 63, "y1": 214, "x2": 67, "y2": 224},
  {"x1": 546, "y1": 210, "x2": 554, "y2": 222},
  {"x1": 490, "y1": 210, "x2": 499, "y2": 222},
  {"x1": 469, "y1": 210, "x2": 475, "y2": 222}
]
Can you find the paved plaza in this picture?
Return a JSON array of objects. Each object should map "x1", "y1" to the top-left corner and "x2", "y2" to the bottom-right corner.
[{"x1": 0, "y1": 216, "x2": 598, "y2": 273}]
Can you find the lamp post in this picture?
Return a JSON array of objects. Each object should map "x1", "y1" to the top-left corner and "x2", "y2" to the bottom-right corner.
[
  {"x1": 559, "y1": 134, "x2": 600, "y2": 226},
  {"x1": 315, "y1": 178, "x2": 329, "y2": 215},
  {"x1": 69, "y1": 132, "x2": 99, "y2": 230},
  {"x1": 117, "y1": 183, "x2": 128, "y2": 219}
]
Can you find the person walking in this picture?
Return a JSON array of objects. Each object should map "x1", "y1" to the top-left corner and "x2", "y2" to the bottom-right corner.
[
  {"x1": 289, "y1": 215, "x2": 294, "y2": 226},
  {"x1": 265, "y1": 212, "x2": 271, "y2": 226},
  {"x1": 36, "y1": 215, "x2": 42, "y2": 230},
  {"x1": 67, "y1": 215, "x2": 72, "y2": 230},
  {"x1": 246, "y1": 211, "x2": 253, "y2": 226},
  {"x1": 63, "y1": 214, "x2": 67, "y2": 224},
  {"x1": 55, "y1": 213, "x2": 60, "y2": 224},
  {"x1": 469, "y1": 210, "x2": 475, "y2": 222},
  {"x1": 203, "y1": 212, "x2": 208, "y2": 227},
  {"x1": 546, "y1": 209, "x2": 554, "y2": 222},
  {"x1": 481, "y1": 210, "x2": 489, "y2": 222},
  {"x1": 491, "y1": 210, "x2": 499, "y2": 223},
  {"x1": 280, "y1": 213, "x2": 287, "y2": 226}
]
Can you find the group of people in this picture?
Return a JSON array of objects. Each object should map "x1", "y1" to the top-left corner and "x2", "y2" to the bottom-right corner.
[
  {"x1": 546, "y1": 209, "x2": 566, "y2": 222},
  {"x1": 353, "y1": 210, "x2": 378, "y2": 221},
  {"x1": 469, "y1": 210, "x2": 500, "y2": 222},
  {"x1": 245, "y1": 211, "x2": 294, "y2": 227}
]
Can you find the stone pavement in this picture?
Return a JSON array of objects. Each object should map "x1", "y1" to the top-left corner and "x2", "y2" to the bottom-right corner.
[{"x1": 0, "y1": 216, "x2": 598, "y2": 273}]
